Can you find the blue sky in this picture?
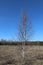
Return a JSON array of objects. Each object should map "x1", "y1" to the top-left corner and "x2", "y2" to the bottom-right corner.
[{"x1": 0, "y1": 0, "x2": 43, "y2": 41}]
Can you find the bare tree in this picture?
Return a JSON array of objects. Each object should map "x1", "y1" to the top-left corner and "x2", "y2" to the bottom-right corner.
[{"x1": 18, "y1": 11, "x2": 32, "y2": 65}]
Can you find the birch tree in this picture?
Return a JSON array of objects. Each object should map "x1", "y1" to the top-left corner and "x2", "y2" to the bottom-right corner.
[{"x1": 18, "y1": 11, "x2": 32, "y2": 65}]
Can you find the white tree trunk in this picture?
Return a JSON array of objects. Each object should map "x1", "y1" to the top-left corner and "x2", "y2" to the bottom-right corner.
[{"x1": 22, "y1": 42, "x2": 25, "y2": 65}]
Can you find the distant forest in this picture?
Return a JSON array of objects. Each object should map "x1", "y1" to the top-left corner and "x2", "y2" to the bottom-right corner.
[{"x1": 0, "y1": 40, "x2": 43, "y2": 45}]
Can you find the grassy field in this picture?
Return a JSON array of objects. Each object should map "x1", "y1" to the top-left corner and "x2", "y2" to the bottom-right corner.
[{"x1": 0, "y1": 45, "x2": 43, "y2": 65}]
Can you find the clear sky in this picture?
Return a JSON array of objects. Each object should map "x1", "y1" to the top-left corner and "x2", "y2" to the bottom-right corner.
[{"x1": 0, "y1": 0, "x2": 43, "y2": 41}]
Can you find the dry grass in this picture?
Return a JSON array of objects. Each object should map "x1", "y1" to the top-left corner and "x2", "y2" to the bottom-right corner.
[{"x1": 0, "y1": 45, "x2": 43, "y2": 65}]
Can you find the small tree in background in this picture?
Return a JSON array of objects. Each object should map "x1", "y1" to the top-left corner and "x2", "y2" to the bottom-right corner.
[{"x1": 18, "y1": 11, "x2": 32, "y2": 65}]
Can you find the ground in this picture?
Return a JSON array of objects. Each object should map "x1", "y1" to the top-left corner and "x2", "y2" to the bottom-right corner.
[{"x1": 0, "y1": 45, "x2": 43, "y2": 65}]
